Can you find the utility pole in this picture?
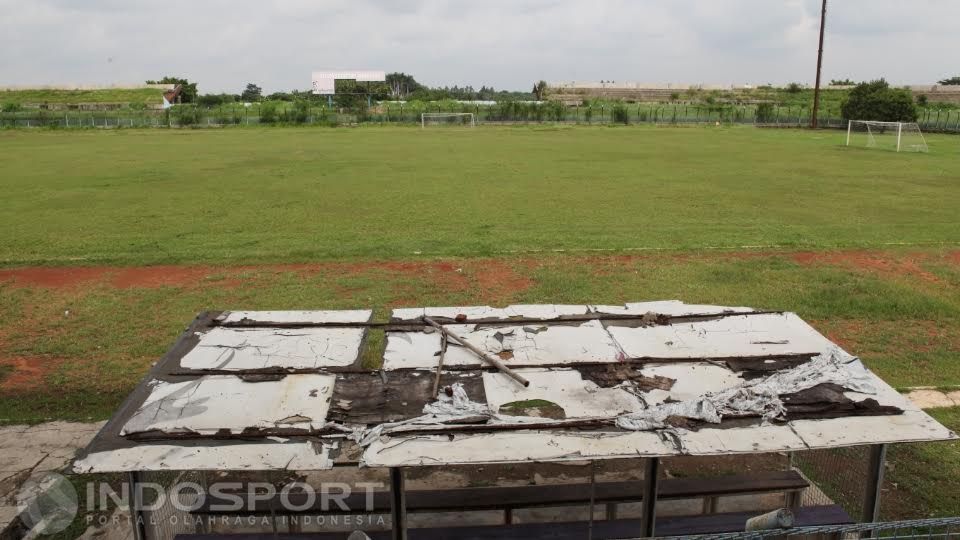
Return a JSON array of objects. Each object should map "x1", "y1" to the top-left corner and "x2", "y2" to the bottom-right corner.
[{"x1": 811, "y1": 0, "x2": 828, "y2": 128}]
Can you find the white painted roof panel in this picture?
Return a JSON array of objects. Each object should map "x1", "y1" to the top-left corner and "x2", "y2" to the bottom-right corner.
[
  {"x1": 219, "y1": 310, "x2": 372, "y2": 324},
  {"x1": 608, "y1": 313, "x2": 838, "y2": 359},
  {"x1": 121, "y1": 375, "x2": 335, "y2": 436},
  {"x1": 180, "y1": 327, "x2": 364, "y2": 370}
]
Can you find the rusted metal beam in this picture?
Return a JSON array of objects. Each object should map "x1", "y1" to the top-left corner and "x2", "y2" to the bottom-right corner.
[
  {"x1": 431, "y1": 333, "x2": 447, "y2": 398},
  {"x1": 423, "y1": 316, "x2": 530, "y2": 387}
]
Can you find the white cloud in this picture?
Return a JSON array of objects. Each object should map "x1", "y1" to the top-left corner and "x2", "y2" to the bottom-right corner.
[{"x1": 0, "y1": 0, "x2": 954, "y2": 93}]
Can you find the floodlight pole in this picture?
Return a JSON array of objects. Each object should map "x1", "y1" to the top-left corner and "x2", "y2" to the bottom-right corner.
[{"x1": 811, "y1": 0, "x2": 828, "y2": 129}]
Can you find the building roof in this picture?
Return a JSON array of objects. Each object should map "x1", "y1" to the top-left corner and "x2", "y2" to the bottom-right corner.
[{"x1": 75, "y1": 302, "x2": 957, "y2": 473}]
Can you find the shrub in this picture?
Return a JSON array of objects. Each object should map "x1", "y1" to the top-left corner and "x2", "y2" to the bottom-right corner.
[
  {"x1": 1, "y1": 102, "x2": 21, "y2": 113},
  {"x1": 282, "y1": 101, "x2": 311, "y2": 124},
  {"x1": 786, "y1": 82, "x2": 804, "y2": 93},
  {"x1": 260, "y1": 103, "x2": 278, "y2": 124},
  {"x1": 755, "y1": 102, "x2": 775, "y2": 123},
  {"x1": 611, "y1": 104, "x2": 630, "y2": 125},
  {"x1": 916, "y1": 95, "x2": 928, "y2": 107},
  {"x1": 670, "y1": 92, "x2": 680, "y2": 101},
  {"x1": 173, "y1": 104, "x2": 202, "y2": 126},
  {"x1": 841, "y1": 79, "x2": 917, "y2": 122}
]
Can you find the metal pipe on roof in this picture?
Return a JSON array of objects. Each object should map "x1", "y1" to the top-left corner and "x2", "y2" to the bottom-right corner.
[{"x1": 422, "y1": 316, "x2": 530, "y2": 387}]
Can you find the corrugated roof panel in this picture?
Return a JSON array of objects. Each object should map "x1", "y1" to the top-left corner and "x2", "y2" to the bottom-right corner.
[
  {"x1": 120, "y1": 374, "x2": 335, "y2": 436},
  {"x1": 180, "y1": 327, "x2": 364, "y2": 370}
]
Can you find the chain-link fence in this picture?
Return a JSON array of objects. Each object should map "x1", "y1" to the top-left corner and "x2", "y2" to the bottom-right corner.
[
  {"x1": 3, "y1": 104, "x2": 959, "y2": 132},
  {"x1": 652, "y1": 516, "x2": 960, "y2": 540}
]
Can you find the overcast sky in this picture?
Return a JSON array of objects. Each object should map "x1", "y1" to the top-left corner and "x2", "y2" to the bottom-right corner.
[{"x1": 0, "y1": 0, "x2": 955, "y2": 94}]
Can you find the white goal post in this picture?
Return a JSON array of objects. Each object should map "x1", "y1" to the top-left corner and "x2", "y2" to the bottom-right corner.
[
  {"x1": 421, "y1": 112, "x2": 476, "y2": 128},
  {"x1": 846, "y1": 120, "x2": 928, "y2": 153}
]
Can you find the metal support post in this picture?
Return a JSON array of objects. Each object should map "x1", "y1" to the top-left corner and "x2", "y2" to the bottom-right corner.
[
  {"x1": 390, "y1": 467, "x2": 407, "y2": 540},
  {"x1": 639, "y1": 457, "x2": 660, "y2": 538}
]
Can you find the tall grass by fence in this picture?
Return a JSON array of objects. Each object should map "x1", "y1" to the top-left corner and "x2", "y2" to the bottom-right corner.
[{"x1": 3, "y1": 102, "x2": 960, "y2": 132}]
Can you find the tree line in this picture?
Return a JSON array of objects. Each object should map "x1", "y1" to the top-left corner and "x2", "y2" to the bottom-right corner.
[{"x1": 152, "y1": 73, "x2": 536, "y2": 107}]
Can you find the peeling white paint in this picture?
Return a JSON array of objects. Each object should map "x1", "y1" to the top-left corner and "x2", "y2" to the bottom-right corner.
[
  {"x1": 181, "y1": 327, "x2": 364, "y2": 370},
  {"x1": 638, "y1": 363, "x2": 745, "y2": 404},
  {"x1": 121, "y1": 375, "x2": 335, "y2": 436},
  {"x1": 384, "y1": 320, "x2": 621, "y2": 370},
  {"x1": 483, "y1": 369, "x2": 643, "y2": 418}
]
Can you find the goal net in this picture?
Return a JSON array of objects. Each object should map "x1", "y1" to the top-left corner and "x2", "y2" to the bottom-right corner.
[
  {"x1": 421, "y1": 112, "x2": 476, "y2": 128},
  {"x1": 846, "y1": 120, "x2": 928, "y2": 153}
]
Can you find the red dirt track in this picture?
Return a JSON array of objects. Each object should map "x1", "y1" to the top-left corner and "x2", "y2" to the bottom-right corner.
[{"x1": 0, "y1": 249, "x2": 955, "y2": 291}]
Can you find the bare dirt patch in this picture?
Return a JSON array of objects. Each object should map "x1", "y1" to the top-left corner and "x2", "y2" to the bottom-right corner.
[
  {"x1": 791, "y1": 250, "x2": 942, "y2": 283},
  {"x1": 0, "y1": 356, "x2": 63, "y2": 392},
  {"x1": 0, "y1": 259, "x2": 537, "y2": 300}
]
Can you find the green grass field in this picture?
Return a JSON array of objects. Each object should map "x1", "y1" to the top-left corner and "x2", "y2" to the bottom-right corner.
[
  {"x1": 0, "y1": 87, "x2": 165, "y2": 106},
  {"x1": 0, "y1": 125, "x2": 958, "y2": 519},
  {"x1": 1, "y1": 126, "x2": 958, "y2": 266}
]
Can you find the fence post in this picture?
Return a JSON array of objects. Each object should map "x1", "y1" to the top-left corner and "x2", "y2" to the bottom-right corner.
[{"x1": 862, "y1": 444, "x2": 888, "y2": 528}]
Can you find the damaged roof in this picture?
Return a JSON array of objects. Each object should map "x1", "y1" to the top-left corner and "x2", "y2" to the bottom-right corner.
[{"x1": 75, "y1": 303, "x2": 957, "y2": 473}]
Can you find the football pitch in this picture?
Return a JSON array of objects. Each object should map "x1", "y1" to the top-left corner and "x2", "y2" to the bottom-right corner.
[
  {"x1": 1, "y1": 125, "x2": 958, "y2": 265},
  {"x1": 1, "y1": 125, "x2": 959, "y2": 517}
]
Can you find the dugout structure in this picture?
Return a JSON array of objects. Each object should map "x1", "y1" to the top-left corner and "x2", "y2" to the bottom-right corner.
[{"x1": 75, "y1": 302, "x2": 957, "y2": 539}]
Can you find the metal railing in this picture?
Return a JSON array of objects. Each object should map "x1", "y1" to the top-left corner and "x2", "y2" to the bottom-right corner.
[{"x1": 652, "y1": 516, "x2": 960, "y2": 540}]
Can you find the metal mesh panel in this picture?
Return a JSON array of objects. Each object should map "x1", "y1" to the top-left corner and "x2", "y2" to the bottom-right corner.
[
  {"x1": 140, "y1": 470, "x2": 207, "y2": 540},
  {"x1": 791, "y1": 446, "x2": 870, "y2": 519}
]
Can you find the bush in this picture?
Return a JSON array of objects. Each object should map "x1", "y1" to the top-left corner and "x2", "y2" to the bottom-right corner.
[
  {"x1": 1, "y1": 102, "x2": 21, "y2": 113},
  {"x1": 172, "y1": 104, "x2": 202, "y2": 126},
  {"x1": 611, "y1": 104, "x2": 630, "y2": 125},
  {"x1": 756, "y1": 102, "x2": 775, "y2": 123},
  {"x1": 281, "y1": 101, "x2": 311, "y2": 124},
  {"x1": 916, "y1": 95, "x2": 928, "y2": 107},
  {"x1": 841, "y1": 79, "x2": 917, "y2": 122},
  {"x1": 259, "y1": 103, "x2": 278, "y2": 124},
  {"x1": 786, "y1": 82, "x2": 804, "y2": 93}
]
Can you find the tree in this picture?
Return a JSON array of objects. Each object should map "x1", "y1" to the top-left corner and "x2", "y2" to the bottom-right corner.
[
  {"x1": 938, "y1": 76, "x2": 960, "y2": 86},
  {"x1": 532, "y1": 80, "x2": 548, "y2": 101},
  {"x1": 241, "y1": 83, "x2": 263, "y2": 102},
  {"x1": 385, "y1": 73, "x2": 423, "y2": 98},
  {"x1": 830, "y1": 78, "x2": 857, "y2": 86},
  {"x1": 840, "y1": 79, "x2": 917, "y2": 122},
  {"x1": 146, "y1": 76, "x2": 198, "y2": 103}
]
